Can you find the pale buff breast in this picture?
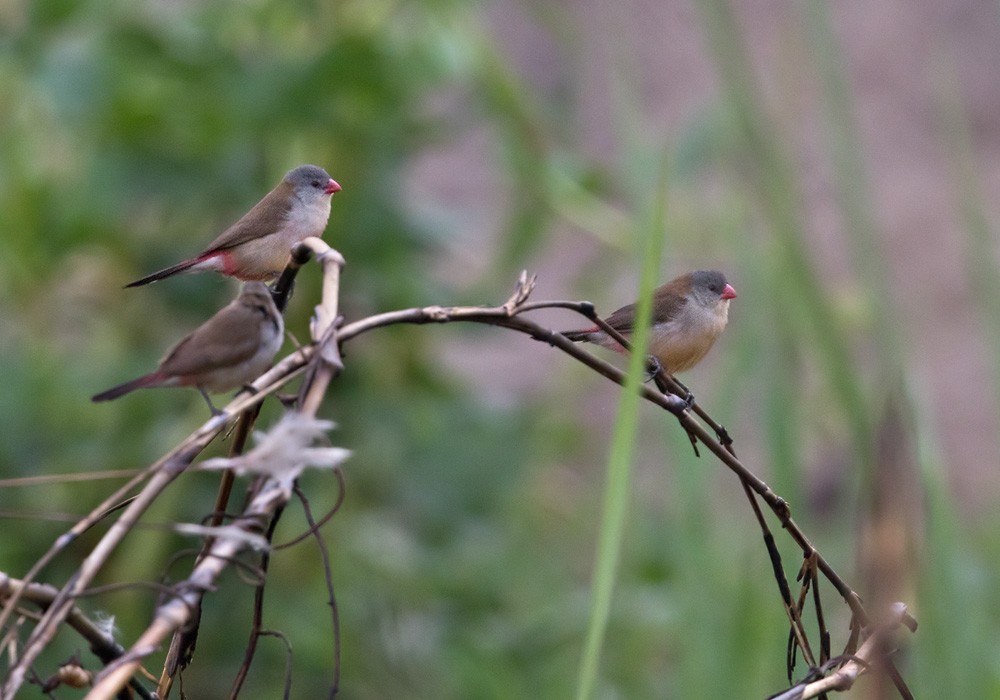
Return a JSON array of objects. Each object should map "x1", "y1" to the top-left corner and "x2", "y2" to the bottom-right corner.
[
  {"x1": 228, "y1": 196, "x2": 333, "y2": 279},
  {"x1": 648, "y1": 299, "x2": 730, "y2": 373}
]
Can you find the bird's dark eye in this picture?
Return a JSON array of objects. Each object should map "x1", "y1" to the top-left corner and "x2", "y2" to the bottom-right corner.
[{"x1": 311, "y1": 180, "x2": 321, "y2": 187}]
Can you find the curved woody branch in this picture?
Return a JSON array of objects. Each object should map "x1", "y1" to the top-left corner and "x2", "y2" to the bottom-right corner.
[{"x1": 2, "y1": 260, "x2": 913, "y2": 699}]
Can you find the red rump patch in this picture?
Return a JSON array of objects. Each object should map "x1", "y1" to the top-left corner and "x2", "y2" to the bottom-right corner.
[
  {"x1": 221, "y1": 252, "x2": 239, "y2": 276},
  {"x1": 199, "y1": 251, "x2": 237, "y2": 275},
  {"x1": 197, "y1": 250, "x2": 237, "y2": 276}
]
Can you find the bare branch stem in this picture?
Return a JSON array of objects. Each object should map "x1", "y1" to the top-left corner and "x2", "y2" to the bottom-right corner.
[{"x1": 3, "y1": 267, "x2": 906, "y2": 698}]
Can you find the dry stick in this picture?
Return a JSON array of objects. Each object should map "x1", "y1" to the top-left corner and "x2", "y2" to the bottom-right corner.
[
  {"x1": 0, "y1": 576, "x2": 153, "y2": 700},
  {"x1": 8, "y1": 269, "x2": 889, "y2": 697},
  {"x1": 81, "y1": 276, "x2": 569, "y2": 697},
  {"x1": 87, "y1": 238, "x2": 345, "y2": 699},
  {"x1": 274, "y1": 468, "x2": 346, "y2": 550},
  {"x1": 582, "y1": 314, "x2": 818, "y2": 663},
  {"x1": 1, "y1": 357, "x2": 310, "y2": 697},
  {"x1": 330, "y1": 295, "x2": 847, "y2": 595},
  {"x1": 0, "y1": 348, "x2": 312, "y2": 652},
  {"x1": 228, "y1": 500, "x2": 285, "y2": 699},
  {"x1": 648, "y1": 353, "x2": 888, "y2": 686},
  {"x1": 231, "y1": 239, "x2": 344, "y2": 696},
  {"x1": 294, "y1": 239, "x2": 346, "y2": 415},
  {"x1": 651, "y1": 368, "x2": 818, "y2": 676},
  {"x1": 158, "y1": 403, "x2": 263, "y2": 698},
  {"x1": 790, "y1": 562, "x2": 818, "y2": 678},
  {"x1": 453, "y1": 311, "x2": 869, "y2": 626},
  {"x1": 548, "y1": 307, "x2": 893, "y2": 690},
  {"x1": 86, "y1": 469, "x2": 296, "y2": 698},
  {"x1": 0, "y1": 469, "x2": 141, "y2": 488},
  {"x1": 292, "y1": 484, "x2": 343, "y2": 698},
  {"x1": 809, "y1": 553, "x2": 832, "y2": 665},
  {"x1": 3, "y1": 282, "x2": 324, "y2": 695},
  {"x1": 770, "y1": 604, "x2": 917, "y2": 700}
]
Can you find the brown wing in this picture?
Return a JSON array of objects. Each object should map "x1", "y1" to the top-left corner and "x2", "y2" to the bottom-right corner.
[
  {"x1": 650, "y1": 284, "x2": 689, "y2": 324},
  {"x1": 159, "y1": 303, "x2": 263, "y2": 376},
  {"x1": 602, "y1": 285, "x2": 688, "y2": 332},
  {"x1": 601, "y1": 301, "x2": 638, "y2": 333},
  {"x1": 202, "y1": 182, "x2": 294, "y2": 253}
]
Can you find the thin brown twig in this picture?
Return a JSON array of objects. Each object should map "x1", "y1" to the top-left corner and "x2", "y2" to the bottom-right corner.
[
  {"x1": 0, "y1": 575, "x2": 154, "y2": 699},
  {"x1": 257, "y1": 630, "x2": 294, "y2": 700},
  {"x1": 293, "y1": 483, "x2": 342, "y2": 698},
  {"x1": 329, "y1": 280, "x2": 867, "y2": 628},
  {"x1": 790, "y1": 559, "x2": 818, "y2": 674},
  {"x1": 769, "y1": 603, "x2": 917, "y2": 700},
  {"x1": 86, "y1": 465, "x2": 299, "y2": 697},
  {"x1": 803, "y1": 551, "x2": 831, "y2": 667},
  {"x1": 654, "y1": 371, "x2": 815, "y2": 675},
  {"x1": 582, "y1": 311, "x2": 818, "y2": 665},
  {"x1": 228, "y1": 499, "x2": 285, "y2": 700},
  {"x1": 0, "y1": 351, "x2": 313, "y2": 696},
  {"x1": 158, "y1": 402, "x2": 263, "y2": 698},
  {"x1": 274, "y1": 468, "x2": 347, "y2": 550},
  {"x1": 0, "y1": 470, "x2": 141, "y2": 488}
]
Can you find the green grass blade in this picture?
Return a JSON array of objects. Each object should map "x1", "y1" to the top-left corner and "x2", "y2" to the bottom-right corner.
[{"x1": 576, "y1": 164, "x2": 668, "y2": 700}]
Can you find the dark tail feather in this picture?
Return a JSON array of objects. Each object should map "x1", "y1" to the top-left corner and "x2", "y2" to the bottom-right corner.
[
  {"x1": 124, "y1": 258, "x2": 200, "y2": 288},
  {"x1": 92, "y1": 373, "x2": 163, "y2": 402},
  {"x1": 561, "y1": 328, "x2": 597, "y2": 342}
]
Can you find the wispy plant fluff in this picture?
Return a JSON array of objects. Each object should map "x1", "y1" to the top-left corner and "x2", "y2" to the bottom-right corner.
[{"x1": 201, "y1": 413, "x2": 351, "y2": 481}]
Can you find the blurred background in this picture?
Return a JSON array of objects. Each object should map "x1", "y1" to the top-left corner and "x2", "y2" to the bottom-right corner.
[{"x1": 1, "y1": 0, "x2": 998, "y2": 696}]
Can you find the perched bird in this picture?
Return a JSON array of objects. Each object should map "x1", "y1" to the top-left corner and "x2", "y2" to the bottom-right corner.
[
  {"x1": 125, "y1": 165, "x2": 341, "y2": 287},
  {"x1": 92, "y1": 282, "x2": 284, "y2": 414},
  {"x1": 562, "y1": 270, "x2": 736, "y2": 375}
]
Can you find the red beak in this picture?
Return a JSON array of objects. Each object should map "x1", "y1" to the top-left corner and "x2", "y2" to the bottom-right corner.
[
  {"x1": 721, "y1": 284, "x2": 737, "y2": 300},
  {"x1": 325, "y1": 179, "x2": 342, "y2": 195}
]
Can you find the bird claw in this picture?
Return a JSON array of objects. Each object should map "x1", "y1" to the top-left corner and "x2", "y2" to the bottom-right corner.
[
  {"x1": 198, "y1": 387, "x2": 223, "y2": 416},
  {"x1": 643, "y1": 356, "x2": 662, "y2": 382}
]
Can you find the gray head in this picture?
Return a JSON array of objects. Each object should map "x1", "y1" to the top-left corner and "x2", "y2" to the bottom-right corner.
[
  {"x1": 284, "y1": 164, "x2": 341, "y2": 196},
  {"x1": 689, "y1": 270, "x2": 737, "y2": 306}
]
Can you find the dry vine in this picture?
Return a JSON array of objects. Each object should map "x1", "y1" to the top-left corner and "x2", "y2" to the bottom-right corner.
[{"x1": 0, "y1": 239, "x2": 916, "y2": 698}]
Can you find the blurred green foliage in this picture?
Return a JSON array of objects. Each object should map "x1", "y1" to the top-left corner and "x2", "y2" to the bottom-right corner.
[{"x1": 1, "y1": 0, "x2": 998, "y2": 697}]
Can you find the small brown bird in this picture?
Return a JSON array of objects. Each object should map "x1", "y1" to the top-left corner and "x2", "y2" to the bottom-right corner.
[
  {"x1": 562, "y1": 270, "x2": 736, "y2": 374},
  {"x1": 92, "y1": 282, "x2": 284, "y2": 413},
  {"x1": 125, "y1": 165, "x2": 341, "y2": 287}
]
